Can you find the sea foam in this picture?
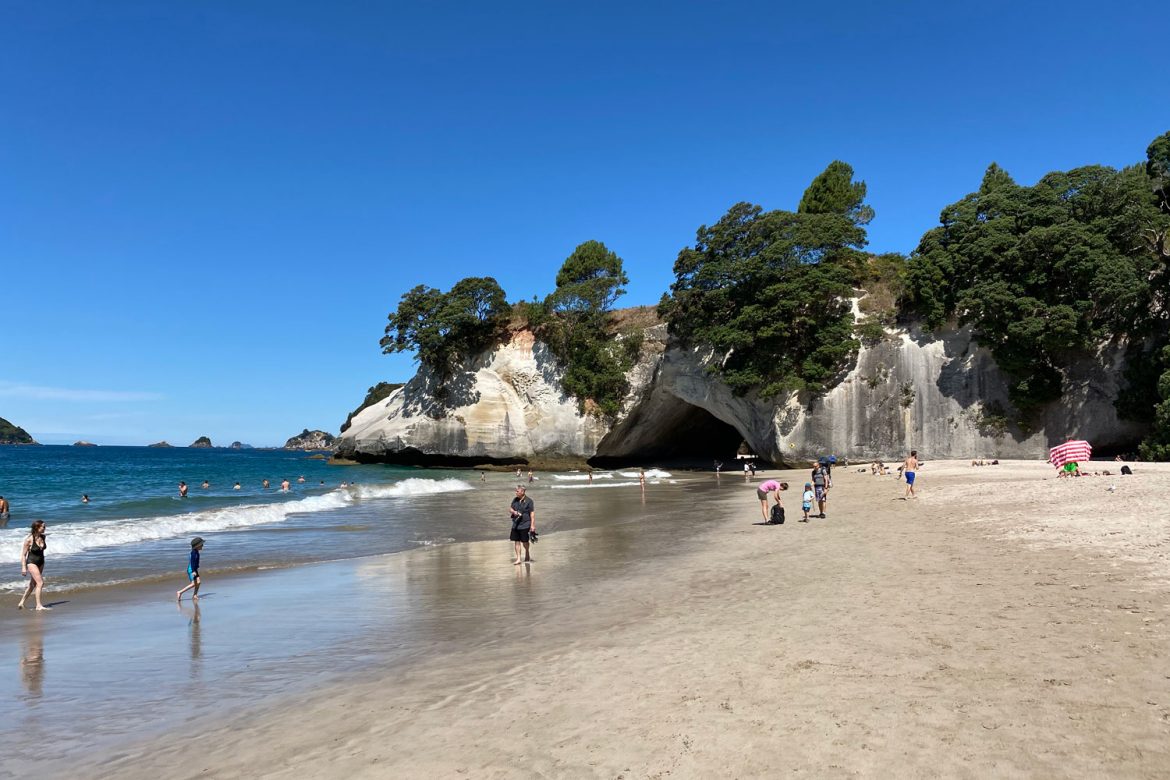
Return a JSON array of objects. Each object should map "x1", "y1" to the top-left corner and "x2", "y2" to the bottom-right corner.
[{"x1": 0, "y1": 478, "x2": 474, "y2": 564}]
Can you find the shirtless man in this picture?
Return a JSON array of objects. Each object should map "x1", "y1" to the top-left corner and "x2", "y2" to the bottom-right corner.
[
  {"x1": 0, "y1": 495, "x2": 9, "y2": 527},
  {"x1": 179, "y1": 481, "x2": 189, "y2": 498},
  {"x1": 903, "y1": 450, "x2": 920, "y2": 499},
  {"x1": 281, "y1": 478, "x2": 291, "y2": 492}
]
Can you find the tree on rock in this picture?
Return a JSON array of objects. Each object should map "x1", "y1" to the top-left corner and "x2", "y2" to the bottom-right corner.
[
  {"x1": 659, "y1": 162, "x2": 872, "y2": 398},
  {"x1": 380, "y1": 277, "x2": 509, "y2": 379}
]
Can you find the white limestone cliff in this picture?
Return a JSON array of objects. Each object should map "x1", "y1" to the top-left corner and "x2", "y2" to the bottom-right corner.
[{"x1": 336, "y1": 321, "x2": 1145, "y2": 465}]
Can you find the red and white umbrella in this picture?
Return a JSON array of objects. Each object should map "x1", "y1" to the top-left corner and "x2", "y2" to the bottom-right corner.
[{"x1": 1049, "y1": 440, "x2": 1092, "y2": 469}]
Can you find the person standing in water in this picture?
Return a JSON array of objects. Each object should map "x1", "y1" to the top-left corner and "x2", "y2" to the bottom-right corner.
[
  {"x1": 262, "y1": 478, "x2": 270, "y2": 489},
  {"x1": 0, "y1": 495, "x2": 9, "y2": 527},
  {"x1": 509, "y1": 486, "x2": 536, "y2": 565},
  {"x1": 903, "y1": 450, "x2": 920, "y2": 499},
  {"x1": 177, "y1": 537, "x2": 204, "y2": 601},
  {"x1": 280, "y1": 478, "x2": 290, "y2": 492},
  {"x1": 81, "y1": 494, "x2": 89, "y2": 504},
  {"x1": 179, "y1": 481, "x2": 189, "y2": 498},
  {"x1": 18, "y1": 520, "x2": 50, "y2": 610}
]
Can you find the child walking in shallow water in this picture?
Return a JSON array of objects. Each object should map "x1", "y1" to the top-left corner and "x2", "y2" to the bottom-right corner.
[{"x1": 177, "y1": 537, "x2": 204, "y2": 601}]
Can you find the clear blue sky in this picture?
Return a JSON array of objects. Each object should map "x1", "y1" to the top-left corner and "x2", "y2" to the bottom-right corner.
[{"x1": 1, "y1": 1, "x2": 1164, "y2": 446}]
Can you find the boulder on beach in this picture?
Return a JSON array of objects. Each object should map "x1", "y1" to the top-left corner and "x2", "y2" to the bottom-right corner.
[{"x1": 189, "y1": 436, "x2": 214, "y2": 448}]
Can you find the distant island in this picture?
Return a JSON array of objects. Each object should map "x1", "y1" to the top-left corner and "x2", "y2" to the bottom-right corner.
[
  {"x1": 189, "y1": 436, "x2": 214, "y2": 448},
  {"x1": 230, "y1": 441, "x2": 254, "y2": 449},
  {"x1": 0, "y1": 417, "x2": 38, "y2": 445},
  {"x1": 284, "y1": 429, "x2": 336, "y2": 451},
  {"x1": 73, "y1": 440, "x2": 98, "y2": 447},
  {"x1": 147, "y1": 441, "x2": 174, "y2": 448}
]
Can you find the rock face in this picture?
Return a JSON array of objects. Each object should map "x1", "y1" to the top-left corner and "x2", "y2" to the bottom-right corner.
[
  {"x1": 147, "y1": 441, "x2": 173, "y2": 448},
  {"x1": 338, "y1": 331, "x2": 609, "y2": 464},
  {"x1": 189, "y1": 436, "x2": 213, "y2": 448},
  {"x1": 284, "y1": 429, "x2": 336, "y2": 451},
  {"x1": 73, "y1": 440, "x2": 98, "y2": 447},
  {"x1": 336, "y1": 322, "x2": 1147, "y2": 466},
  {"x1": 229, "y1": 441, "x2": 254, "y2": 449},
  {"x1": 0, "y1": 417, "x2": 38, "y2": 445}
]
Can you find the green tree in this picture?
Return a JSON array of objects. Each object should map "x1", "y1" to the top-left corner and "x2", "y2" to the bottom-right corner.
[
  {"x1": 798, "y1": 160, "x2": 874, "y2": 226},
  {"x1": 660, "y1": 162, "x2": 872, "y2": 397},
  {"x1": 380, "y1": 277, "x2": 509, "y2": 378},
  {"x1": 547, "y1": 240, "x2": 629, "y2": 314},
  {"x1": 540, "y1": 242, "x2": 635, "y2": 417},
  {"x1": 901, "y1": 144, "x2": 1170, "y2": 416}
]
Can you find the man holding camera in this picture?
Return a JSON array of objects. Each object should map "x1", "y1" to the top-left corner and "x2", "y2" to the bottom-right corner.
[{"x1": 509, "y1": 485, "x2": 537, "y2": 565}]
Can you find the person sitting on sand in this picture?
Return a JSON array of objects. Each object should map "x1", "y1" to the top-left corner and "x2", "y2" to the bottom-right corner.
[{"x1": 177, "y1": 537, "x2": 204, "y2": 601}]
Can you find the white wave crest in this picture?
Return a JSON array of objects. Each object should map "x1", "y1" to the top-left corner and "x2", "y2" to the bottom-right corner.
[
  {"x1": 349, "y1": 478, "x2": 473, "y2": 499},
  {"x1": 0, "y1": 491, "x2": 355, "y2": 565},
  {"x1": 552, "y1": 472, "x2": 613, "y2": 481},
  {"x1": 551, "y1": 481, "x2": 643, "y2": 490},
  {"x1": 618, "y1": 469, "x2": 673, "y2": 479}
]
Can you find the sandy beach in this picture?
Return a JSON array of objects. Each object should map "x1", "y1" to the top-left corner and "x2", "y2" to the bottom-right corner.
[{"x1": 5, "y1": 460, "x2": 1170, "y2": 778}]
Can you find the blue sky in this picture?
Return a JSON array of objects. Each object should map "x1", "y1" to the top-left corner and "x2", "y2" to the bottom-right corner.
[{"x1": 1, "y1": 1, "x2": 1164, "y2": 446}]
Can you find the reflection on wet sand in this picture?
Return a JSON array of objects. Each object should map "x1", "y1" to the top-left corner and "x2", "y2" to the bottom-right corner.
[
  {"x1": 179, "y1": 601, "x2": 202, "y2": 674},
  {"x1": 20, "y1": 616, "x2": 46, "y2": 699}
]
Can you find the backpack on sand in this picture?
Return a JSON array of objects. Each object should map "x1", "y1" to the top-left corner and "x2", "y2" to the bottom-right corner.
[{"x1": 769, "y1": 504, "x2": 785, "y2": 525}]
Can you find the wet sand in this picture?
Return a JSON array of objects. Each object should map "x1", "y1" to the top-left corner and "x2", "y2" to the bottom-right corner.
[{"x1": 5, "y1": 461, "x2": 1170, "y2": 777}]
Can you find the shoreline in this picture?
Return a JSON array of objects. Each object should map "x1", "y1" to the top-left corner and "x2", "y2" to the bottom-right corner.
[{"x1": 5, "y1": 461, "x2": 1170, "y2": 777}]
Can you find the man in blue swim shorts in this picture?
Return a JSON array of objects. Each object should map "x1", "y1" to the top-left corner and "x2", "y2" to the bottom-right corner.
[{"x1": 903, "y1": 450, "x2": 919, "y2": 499}]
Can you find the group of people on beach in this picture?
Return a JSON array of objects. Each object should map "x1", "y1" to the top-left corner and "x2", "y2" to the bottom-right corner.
[{"x1": 755, "y1": 450, "x2": 921, "y2": 524}]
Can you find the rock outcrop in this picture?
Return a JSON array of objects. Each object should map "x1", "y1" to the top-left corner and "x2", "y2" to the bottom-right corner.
[
  {"x1": 189, "y1": 436, "x2": 213, "y2": 448},
  {"x1": 147, "y1": 441, "x2": 173, "y2": 448},
  {"x1": 0, "y1": 417, "x2": 38, "y2": 445},
  {"x1": 284, "y1": 429, "x2": 336, "y2": 451},
  {"x1": 338, "y1": 331, "x2": 609, "y2": 465},
  {"x1": 73, "y1": 440, "x2": 98, "y2": 447},
  {"x1": 337, "y1": 320, "x2": 1147, "y2": 466},
  {"x1": 229, "y1": 441, "x2": 253, "y2": 449}
]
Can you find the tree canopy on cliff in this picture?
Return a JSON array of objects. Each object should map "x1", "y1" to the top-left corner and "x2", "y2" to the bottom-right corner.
[
  {"x1": 0, "y1": 416, "x2": 37, "y2": 445},
  {"x1": 380, "y1": 277, "x2": 509, "y2": 380},
  {"x1": 536, "y1": 241, "x2": 638, "y2": 417},
  {"x1": 658, "y1": 161, "x2": 871, "y2": 397},
  {"x1": 901, "y1": 137, "x2": 1170, "y2": 417}
]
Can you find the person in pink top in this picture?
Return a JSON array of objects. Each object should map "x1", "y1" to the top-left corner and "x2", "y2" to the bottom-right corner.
[{"x1": 756, "y1": 479, "x2": 784, "y2": 523}]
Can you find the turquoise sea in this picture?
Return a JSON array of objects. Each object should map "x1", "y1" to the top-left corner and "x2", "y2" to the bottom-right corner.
[{"x1": 0, "y1": 445, "x2": 674, "y2": 596}]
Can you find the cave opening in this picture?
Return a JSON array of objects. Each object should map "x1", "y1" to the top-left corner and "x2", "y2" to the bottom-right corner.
[{"x1": 589, "y1": 397, "x2": 750, "y2": 468}]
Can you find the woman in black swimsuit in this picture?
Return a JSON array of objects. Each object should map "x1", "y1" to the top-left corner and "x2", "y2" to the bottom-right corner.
[{"x1": 18, "y1": 520, "x2": 49, "y2": 611}]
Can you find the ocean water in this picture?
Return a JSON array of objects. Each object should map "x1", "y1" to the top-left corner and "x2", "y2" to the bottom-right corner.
[{"x1": 0, "y1": 445, "x2": 675, "y2": 595}]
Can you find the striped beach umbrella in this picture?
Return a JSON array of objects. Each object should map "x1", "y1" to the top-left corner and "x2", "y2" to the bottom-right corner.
[{"x1": 1049, "y1": 440, "x2": 1092, "y2": 469}]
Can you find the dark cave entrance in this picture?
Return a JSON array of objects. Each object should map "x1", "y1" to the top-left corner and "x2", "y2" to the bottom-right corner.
[{"x1": 589, "y1": 397, "x2": 749, "y2": 469}]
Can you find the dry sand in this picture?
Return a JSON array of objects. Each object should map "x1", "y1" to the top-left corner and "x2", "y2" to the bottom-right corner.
[{"x1": 85, "y1": 461, "x2": 1170, "y2": 777}]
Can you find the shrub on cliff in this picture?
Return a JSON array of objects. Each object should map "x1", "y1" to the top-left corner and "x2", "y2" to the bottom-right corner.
[
  {"x1": 340, "y1": 382, "x2": 404, "y2": 433},
  {"x1": 658, "y1": 162, "x2": 872, "y2": 397}
]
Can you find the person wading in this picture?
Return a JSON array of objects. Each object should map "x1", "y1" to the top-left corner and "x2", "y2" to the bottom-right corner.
[{"x1": 509, "y1": 485, "x2": 536, "y2": 565}]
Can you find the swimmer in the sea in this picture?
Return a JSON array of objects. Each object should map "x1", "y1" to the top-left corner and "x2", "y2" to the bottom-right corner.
[
  {"x1": 280, "y1": 478, "x2": 290, "y2": 492},
  {"x1": 233, "y1": 482, "x2": 241, "y2": 490}
]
